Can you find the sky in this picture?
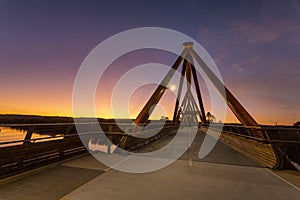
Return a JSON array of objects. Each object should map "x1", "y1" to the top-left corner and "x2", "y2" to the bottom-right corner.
[{"x1": 0, "y1": 0, "x2": 300, "y2": 125}]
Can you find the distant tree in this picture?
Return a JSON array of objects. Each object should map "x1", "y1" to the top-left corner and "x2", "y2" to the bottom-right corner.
[
  {"x1": 293, "y1": 121, "x2": 300, "y2": 126},
  {"x1": 206, "y1": 112, "x2": 216, "y2": 123},
  {"x1": 160, "y1": 116, "x2": 169, "y2": 121}
]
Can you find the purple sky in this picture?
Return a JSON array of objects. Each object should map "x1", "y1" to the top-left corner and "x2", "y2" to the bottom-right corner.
[{"x1": 0, "y1": 0, "x2": 300, "y2": 125}]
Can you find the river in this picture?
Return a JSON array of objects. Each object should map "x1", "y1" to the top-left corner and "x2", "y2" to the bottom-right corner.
[{"x1": 0, "y1": 126, "x2": 63, "y2": 147}]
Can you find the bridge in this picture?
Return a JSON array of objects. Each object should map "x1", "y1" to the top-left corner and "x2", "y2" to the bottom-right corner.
[{"x1": 0, "y1": 43, "x2": 300, "y2": 199}]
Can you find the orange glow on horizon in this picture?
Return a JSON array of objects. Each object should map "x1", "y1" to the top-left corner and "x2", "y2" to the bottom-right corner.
[
  {"x1": 0, "y1": 98, "x2": 294, "y2": 126},
  {"x1": 0, "y1": 107, "x2": 294, "y2": 125},
  {"x1": 0, "y1": 88, "x2": 296, "y2": 125},
  {"x1": 0, "y1": 77, "x2": 297, "y2": 125}
]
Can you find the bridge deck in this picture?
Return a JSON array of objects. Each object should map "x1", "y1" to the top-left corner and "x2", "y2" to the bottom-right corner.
[{"x1": 0, "y1": 129, "x2": 299, "y2": 200}]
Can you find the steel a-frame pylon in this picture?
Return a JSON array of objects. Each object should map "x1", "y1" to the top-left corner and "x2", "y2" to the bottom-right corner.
[
  {"x1": 172, "y1": 45, "x2": 206, "y2": 126},
  {"x1": 134, "y1": 42, "x2": 206, "y2": 125},
  {"x1": 134, "y1": 42, "x2": 260, "y2": 134}
]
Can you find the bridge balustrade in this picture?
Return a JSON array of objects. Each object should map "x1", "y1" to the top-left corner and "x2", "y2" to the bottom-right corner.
[
  {"x1": 0, "y1": 122, "x2": 179, "y2": 179},
  {"x1": 216, "y1": 124, "x2": 300, "y2": 170}
]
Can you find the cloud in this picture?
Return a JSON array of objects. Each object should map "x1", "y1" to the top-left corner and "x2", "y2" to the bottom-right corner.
[
  {"x1": 231, "y1": 55, "x2": 262, "y2": 72},
  {"x1": 230, "y1": 20, "x2": 300, "y2": 44},
  {"x1": 195, "y1": 2, "x2": 300, "y2": 124},
  {"x1": 232, "y1": 64, "x2": 244, "y2": 72}
]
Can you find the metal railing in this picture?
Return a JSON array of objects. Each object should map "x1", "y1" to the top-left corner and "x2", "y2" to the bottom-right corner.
[
  {"x1": 220, "y1": 124, "x2": 300, "y2": 170},
  {"x1": 0, "y1": 122, "x2": 179, "y2": 178}
]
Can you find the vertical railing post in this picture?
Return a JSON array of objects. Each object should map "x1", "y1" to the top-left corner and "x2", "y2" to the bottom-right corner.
[
  {"x1": 59, "y1": 125, "x2": 72, "y2": 157},
  {"x1": 107, "y1": 124, "x2": 113, "y2": 154},
  {"x1": 18, "y1": 126, "x2": 35, "y2": 168},
  {"x1": 23, "y1": 127, "x2": 35, "y2": 144}
]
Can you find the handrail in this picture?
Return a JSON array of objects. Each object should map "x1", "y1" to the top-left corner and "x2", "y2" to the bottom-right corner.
[
  {"x1": 0, "y1": 123, "x2": 177, "y2": 147},
  {"x1": 221, "y1": 129, "x2": 266, "y2": 142},
  {"x1": 0, "y1": 122, "x2": 180, "y2": 178},
  {"x1": 222, "y1": 124, "x2": 300, "y2": 131},
  {"x1": 0, "y1": 122, "x2": 170, "y2": 127},
  {"x1": 213, "y1": 124, "x2": 300, "y2": 170}
]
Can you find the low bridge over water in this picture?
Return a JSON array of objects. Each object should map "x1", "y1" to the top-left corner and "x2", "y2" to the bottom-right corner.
[
  {"x1": 0, "y1": 122, "x2": 299, "y2": 199},
  {"x1": 0, "y1": 42, "x2": 299, "y2": 199},
  {"x1": 0, "y1": 122, "x2": 299, "y2": 178}
]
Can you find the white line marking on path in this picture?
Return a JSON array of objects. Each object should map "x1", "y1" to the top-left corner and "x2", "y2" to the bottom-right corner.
[{"x1": 266, "y1": 169, "x2": 300, "y2": 192}]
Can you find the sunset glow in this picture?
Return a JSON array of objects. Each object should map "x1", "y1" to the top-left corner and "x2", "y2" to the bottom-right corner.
[{"x1": 0, "y1": 1, "x2": 299, "y2": 125}]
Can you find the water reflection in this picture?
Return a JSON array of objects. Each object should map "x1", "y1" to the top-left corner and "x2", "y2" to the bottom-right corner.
[
  {"x1": 0, "y1": 126, "x2": 63, "y2": 147},
  {"x1": 88, "y1": 138, "x2": 117, "y2": 153}
]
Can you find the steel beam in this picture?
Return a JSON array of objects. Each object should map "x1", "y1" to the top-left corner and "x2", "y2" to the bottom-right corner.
[
  {"x1": 172, "y1": 59, "x2": 187, "y2": 123},
  {"x1": 189, "y1": 48, "x2": 259, "y2": 127},
  {"x1": 186, "y1": 53, "x2": 207, "y2": 123},
  {"x1": 134, "y1": 50, "x2": 187, "y2": 124}
]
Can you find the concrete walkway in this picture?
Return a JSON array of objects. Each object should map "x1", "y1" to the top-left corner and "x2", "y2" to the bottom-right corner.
[{"x1": 0, "y1": 129, "x2": 299, "y2": 200}]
